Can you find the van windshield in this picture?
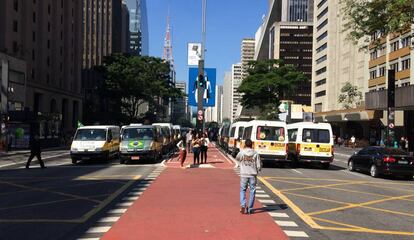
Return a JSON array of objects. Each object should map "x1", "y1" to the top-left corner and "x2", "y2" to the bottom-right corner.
[
  {"x1": 257, "y1": 126, "x2": 285, "y2": 141},
  {"x1": 122, "y1": 128, "x2": 154, "y2": 140},
  {"x1": 302, "y1": 129, "x2": 330, "y2": 143},
  {"x1": 74, "y1": 129, "x2": 107, "y2": 141}
]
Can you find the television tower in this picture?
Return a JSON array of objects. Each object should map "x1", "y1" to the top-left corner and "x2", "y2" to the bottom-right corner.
[{"x1": 162, "y1": 14, "x2": 174, "y2": 74}]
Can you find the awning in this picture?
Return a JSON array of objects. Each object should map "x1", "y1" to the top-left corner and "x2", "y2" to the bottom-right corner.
[{"x1": 314, "y1": 107, "x2": 381, "y2": 122}]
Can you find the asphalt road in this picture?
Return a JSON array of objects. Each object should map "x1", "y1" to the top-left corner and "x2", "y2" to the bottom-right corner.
[
  {"x1": 0, "y1": 152, "x2": 165, "y2": 240},
  {"x1": 257, "y1": 152, "x2": 414, "y2": 240}
]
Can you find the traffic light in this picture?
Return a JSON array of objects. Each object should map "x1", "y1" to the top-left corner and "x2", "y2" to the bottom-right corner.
[{"x1": 198, "y1": 74, "x2": 205, "y2": 88}]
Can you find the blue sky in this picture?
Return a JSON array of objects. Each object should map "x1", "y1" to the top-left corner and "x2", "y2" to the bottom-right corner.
[{"x1": 147, "y1": 0, "x2": 268, "y2": 86}]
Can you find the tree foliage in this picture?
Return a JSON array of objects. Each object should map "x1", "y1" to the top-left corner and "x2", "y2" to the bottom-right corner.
[
  {"x1": 93, "y1": 54, "x2": 183, "y2": 123},
  {"x1": 238, "y1": 59, "x2": 306, "y2": 119},
  {"x1": 341, "y1": 0, "x2": 414, "y2": 48},
  {"x1": 338, "y1": 82, "x2": 363, "y2": 109}
]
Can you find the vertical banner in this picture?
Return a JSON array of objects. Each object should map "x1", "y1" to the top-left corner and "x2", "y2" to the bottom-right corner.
[
  {"x1": 187, "y1": 43, "x2": 202, "y2": 66},
  {"x1": 188, "y1": 68, "x2": 216, "y2": 107}
]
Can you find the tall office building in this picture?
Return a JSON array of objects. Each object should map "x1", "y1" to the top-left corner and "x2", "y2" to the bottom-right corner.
[
  {"x1": 83, "y1": 0, "x2": 130, "y2": 124},
  {"x1": 121, "y1": 1, "x2": 130, "y2": 53},
  {"x1": 125, "y1": 0, "x2": 149, "y2": 56},
  {"x1": 222, "y1": 72, "x2": 233, "y2": 122},
  {"x1": 241, "y1": 39, "x2": 255, "y2": 80},
  {"x1": 231, "y1": 63, "x2": 243, "y2": 121},
  {"x1": 311, "y1": 0, "x2": 385, "y2": 142},
  {"x1": 255, "y1": 0, "x2": 314, "y2": 106},
  {"x1": 215, "y1": 85, "x2": 224, "y2": 123},
  {"x1": 0, "y1": 0, "x2": 83, "y2": 139}
]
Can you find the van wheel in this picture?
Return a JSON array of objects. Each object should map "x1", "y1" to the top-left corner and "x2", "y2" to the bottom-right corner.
[
  {"x1": 120, "y1": 158, "x2": 125, "y2": 164},
  {"x1": 321, "y1": 163, "x2": 330, "y2": 169},
  {"x1": 72, "y1": 158, "x2": 77, "y2": 164},
  {"x1": 348, "y1": 160, "x2": 355, "y2": 172}
]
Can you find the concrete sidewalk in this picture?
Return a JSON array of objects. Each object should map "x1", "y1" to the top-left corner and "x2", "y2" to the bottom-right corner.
[{"x1": 101, "y1": 147, "x2": 289, "y2": 240}]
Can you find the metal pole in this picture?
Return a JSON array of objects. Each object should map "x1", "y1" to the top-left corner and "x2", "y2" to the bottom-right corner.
[{"x1": 196, "y1": 0, "x2": 206, "y2": 134}]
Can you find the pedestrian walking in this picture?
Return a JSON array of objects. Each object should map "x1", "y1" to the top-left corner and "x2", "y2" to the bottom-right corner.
[
  {"x1": 26, "y1": 134, "x2": 46, "y2": 169},
  {"x1": 400, "y1": 137, "x2": 406, "y2": 150},
  {"x1": 176, "y1": 138, "x2": 187, "y2": 168},
  {"x1": 192, "y1": 134, "x2": 201, "y2": 165},
  {"x1": 186, "y1": 130, "x2": 193, "y2": 153},
  {"x1": 350, "y1": 135, "x2": 356, "y2": 148},
  {"x1": 200, "y1": 133, "x2": 210, "y2": 164},
  {"x1": 235, "y1": 139, "x2": 261, "y2": 215}
]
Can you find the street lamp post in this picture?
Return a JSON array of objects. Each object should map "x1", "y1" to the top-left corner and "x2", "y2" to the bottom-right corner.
[{"x1": 196, "y1": 0, "x2": 207, "y2": 134}]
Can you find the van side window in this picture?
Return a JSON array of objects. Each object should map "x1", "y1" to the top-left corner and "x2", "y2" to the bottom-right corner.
[
  {"x1": 243, "y1": 127, "x2": 252, "y2": 140},
  {"x1": 112, "y1": 129, "x2": 119, "y2": 139},
  {"x1": 257, "y1": 126, "x2": 285, "y2": 141},
  {"x1": 230, "y1": 127, "x2": 236, "y2": 137},
  {"x1": 288, "y1": 129, "x2": 298, "y2": 141},
  {"x1": 238, "y1": 127, "x2": 244, "y2": 139}
]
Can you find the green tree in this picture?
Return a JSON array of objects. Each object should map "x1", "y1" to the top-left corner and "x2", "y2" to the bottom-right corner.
[
  {"x1": 238, "y1": 59, "x2": 306, "y2": 119},
  {"x1": 338, "y1": 82, "x2": 363, "y2": 109},
  {"x1": 341, "y1": 0, "x2": 414, "y2": 47},
  {"x1": 95, "y1": 54, "x2": 183, "y2": 122}
]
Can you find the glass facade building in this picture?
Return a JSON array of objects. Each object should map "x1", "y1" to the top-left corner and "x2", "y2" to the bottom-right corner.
[{"x1": 126, "y1": 0, "x2": 149, "y2": 56}]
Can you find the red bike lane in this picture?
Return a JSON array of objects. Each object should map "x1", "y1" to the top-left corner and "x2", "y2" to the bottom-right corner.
[{"x1": 101, "y1": 146, "x2": 288, "y2": 240}]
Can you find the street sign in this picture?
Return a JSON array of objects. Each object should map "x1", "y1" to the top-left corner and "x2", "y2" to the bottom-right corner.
[
  {"x1": 188, "y1": 43, "x2": 202, "y2": 66},
  {"x1": 188, "y1": 68, "x2": 216, "y2": 107}
]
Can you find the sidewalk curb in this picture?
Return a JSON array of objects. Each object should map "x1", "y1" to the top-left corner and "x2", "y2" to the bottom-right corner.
[{"x1": 334, "y1": 152, "x2": 352, "y2": 158}]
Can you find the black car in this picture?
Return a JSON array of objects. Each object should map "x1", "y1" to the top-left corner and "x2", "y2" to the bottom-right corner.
[{"x1": 348, "y1": 147, "x2": 414, "y2": 179}]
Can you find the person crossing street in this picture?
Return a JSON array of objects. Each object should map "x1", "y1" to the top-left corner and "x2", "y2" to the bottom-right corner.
[{"x1": 26, "y1": 134, "x2": 46, "y2": 169}]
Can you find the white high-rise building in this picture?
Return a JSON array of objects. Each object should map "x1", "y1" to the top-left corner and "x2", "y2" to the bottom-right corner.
[
  {"x1": 241, "y1": 39, "x2": 255, "y2": 81},
  {"x1": 231, "y1": 64, "x2": 243, "y2": 121},
  {"x1": 222, "y1": 72, "x2": 233, "y2": 122}
]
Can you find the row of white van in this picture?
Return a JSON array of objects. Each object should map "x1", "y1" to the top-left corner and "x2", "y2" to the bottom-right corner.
[
  {"x1": 70, "y1": 123, "x2": 187, "y2": 164},
  {"x1": 218, "y1": 120, "x2": 334, "y2": 169}
]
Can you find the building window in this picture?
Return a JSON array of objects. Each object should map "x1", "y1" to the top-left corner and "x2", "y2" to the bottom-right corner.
[
  {"x1": 390, "y1": 41, "x2": 399, "y2": 52},
  {"x1": 12, "y1": 41, "x2": 18, "y2": 53},
  {"x1": 315, "y1": 90, "x2": 326, "y2": 98},
  {"x1": 390, "y1": 62, "x2": 399, "y2": 71},
  {"x1": 401, "y1": 36, "x2": 412, "y2": 48},
  {"x1": 32, "y1": 31, "x2": 35, "y2": 42},
  {"x1": 317, "y1": 31, "x2": 328, "y2": 42},
  {"x1": 47, "y1": 40, "x2": 50, "y2": 49},
  {"x1": 32, "y1": 49, "x2": 35, "y2": 60},
  {"x1": 47, "y1": 57, "x2": 50, "y2": 66},
  {"x1": 13, "y1": 20, "x2": 18, "y2": 32},
  {"x1": 46, "y1": 74, "x2": 50, "y2": 83},
  {"x1": 370, "y1": 69, "x2": 377, "y2": 79},
  {"x1": 316, "y1": 43, "x2": 327, "y2": 53},
  {"x1": 315, "y1": 103, "x2": 322, "y2": 113},
  {"x1": 317, "y1": 19, "x2": 328, "y2": 31},
  {"x1": 316, "y1": 55, "x2": 327, "y2": 64},
  {"x1": 315, "y1": 79, "x2": 326, "y2": 86},
  {"x1": 33, "y1": 12, "x2": 36, "y2": 23},
  {"x1": 370, "y1": 50, "x2": 378, "y2": 60},
  {"x1": 48, "y1": 22, "x2": 50, "y2": 32},
  {"x1": 379, "y1": 66, "x2": 386, "y2": 77},
  {"x1": 401, "y1": 58, "x2": 411, "y2": 70},
  {"x1": 48, "y1": 4, "x2": 51, "y2": 15},
  {"x1": 317, "y1": 7, "x2": 328, "y2": 20},
  {"x1": 316, "y1": 67, "x2": 327, "y2": 75}
]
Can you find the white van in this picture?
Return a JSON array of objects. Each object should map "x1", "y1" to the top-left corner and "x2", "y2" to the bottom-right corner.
[
  {"x1": 241, "y1": 120, "x2": 288, "y2": 162},
  {"x1": 228, "y1": 121, "x2": 247, "y2": 157},
  {"x1": 287, "y1": 122, "x2": 334, "y2": 169},
  {"x1": 70, "y1": 125, "x2": 120, "y2": 164}
]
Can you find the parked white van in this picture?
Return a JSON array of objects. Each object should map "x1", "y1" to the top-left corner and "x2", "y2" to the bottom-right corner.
[
  {"x1": 287, "y1": 122, "x2": 334, "y2": 169},
  {"x1": 241, "y1": 120, "x2": 288, "y2": 162},
  {"x1": 228, "y1": 121, "x2": 247, "y2": 157}
]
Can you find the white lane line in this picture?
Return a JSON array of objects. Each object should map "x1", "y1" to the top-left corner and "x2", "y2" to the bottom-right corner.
[
  {"x1": 291, "y1": 169, "x2": 303, "y2": 174},
  {"x1": 86, "y1": 226, "x2": 111, "y2": 233},
  {"x1": 275, "y1": 220, "x2": 298, "y2": 227},
  {"x1": 117, "y1": 202, "x2": 133, "y2": 207},
  {"x1": 108, "y1": 208, "x2": 127, "y2": 214},
  {"x1": 98, "y1": 216, "x2": 120, "y2": 222},
  {"x1": 128, "y1": 192, "x2": 142, "y2": 196},
  {"x1": 122, "y1": 196, "x2": 139, "y2": 201},
  {"x1": 258, "y1": 199, "x2": 275, "y2": 204},
  {"x1": 256, "y1": 194, "x2": 270, "y2": 198},
  {"x1": 256, "y1": 186, "x2": 262, "y2": 189},
  {"x1": 269, "y1": 212, "x2": 289, "y2": 218},
  {"x1": 284, "y1": 230, "x2": 309, "y2": 238},
  {"x1": 0, "y1": 153, "x2": 69, "y2": 168},
  {"x1": 256, "y1": 190, "x2": 265, "y2": 194}
]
